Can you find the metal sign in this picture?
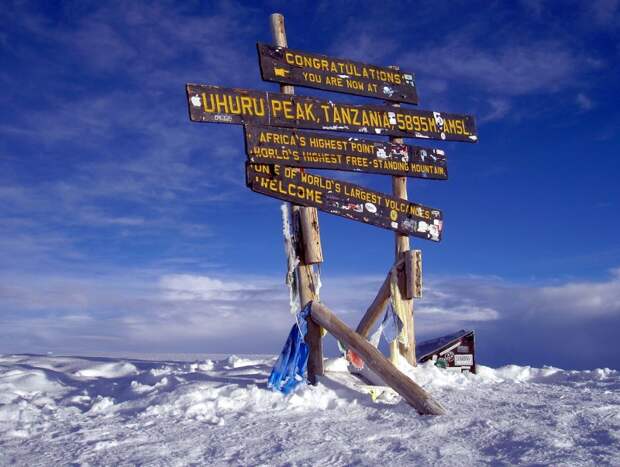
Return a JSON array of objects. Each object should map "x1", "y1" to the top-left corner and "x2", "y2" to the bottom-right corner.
[
  {"x1": 246, "y1": 163, "x2": 444, "y2": 241},
  {"x1": 244, "y1": 125, "x2": 448, "y2": 179},
  {"x1": 257, "y1": 43, "x2": 418, "y2": 104},
  {"x1": 416, "y1": 330, "x2": 476, "y2": 374},
  {"x1": 186, "y1": 84, "x2": 477, "y2": 143}
]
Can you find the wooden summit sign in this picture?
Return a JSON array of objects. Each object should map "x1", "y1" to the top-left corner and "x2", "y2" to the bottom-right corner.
[
  {"x1": 245, "y1": 125, "x2": 448, "y2": 179},
  {"x1": 186, "y1": 84, "x2": 478, "y2": 143},
  {"x1": 257, "y1": 43, "x2": 419, "y2": 104},
  {"x1": 246, "y1": 163, "x2": 444, "y2": 241}
]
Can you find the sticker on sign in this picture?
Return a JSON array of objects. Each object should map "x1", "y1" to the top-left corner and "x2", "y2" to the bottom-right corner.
[{"x1": 454, "y1": 354, "x2": 474, "y2": 366}]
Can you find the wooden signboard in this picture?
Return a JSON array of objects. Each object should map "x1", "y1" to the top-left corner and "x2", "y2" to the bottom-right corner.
[
  {"x1": 246, "y1": 163, "x2": 444, "y2": 241},
  {"x1": 244, "y1": 125, "x2": 448, "y2": 179},
  {"x1": 257, "y1": 43, "x2": 419, "y2": 104},
  {"x1": 186, "y1": 84, "x2": 478, "y2": 143}
]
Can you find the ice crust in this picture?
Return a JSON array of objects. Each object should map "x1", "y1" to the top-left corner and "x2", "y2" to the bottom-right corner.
[{"x1": 1, "y1": 354, "x2": 618, "y2": 465}]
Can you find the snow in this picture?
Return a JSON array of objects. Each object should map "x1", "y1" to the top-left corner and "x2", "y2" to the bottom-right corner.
[
  {"x1": 1, "y1": 354, "x2": 619, "y2": 465},
  {"x1": 74, "y1": 362, "x2": 139, "y2": 379}
]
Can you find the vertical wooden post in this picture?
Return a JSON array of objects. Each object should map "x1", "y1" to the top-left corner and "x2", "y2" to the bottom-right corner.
[
  {"x1": 387, "y1": 68, "x2": 416, "y2": 366},
  {"x1": 299, "y1": 208, "x2": 323, "y2": 264},
  {"x1": 270, "y1": 13, "x2": 324, "y2": 384}
]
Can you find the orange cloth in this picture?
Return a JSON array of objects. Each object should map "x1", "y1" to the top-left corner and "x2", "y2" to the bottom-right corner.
[{"x1": 346, "y1": 349, "x2": 364, "y2": 369}]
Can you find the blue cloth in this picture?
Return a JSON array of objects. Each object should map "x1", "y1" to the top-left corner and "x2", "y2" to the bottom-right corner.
[
  {"x1": 382, "y1": 304, "x2": 404, "y2": 344},
  {"x1": 267, "y1": 302, "x2": 311, "y2": 394}
]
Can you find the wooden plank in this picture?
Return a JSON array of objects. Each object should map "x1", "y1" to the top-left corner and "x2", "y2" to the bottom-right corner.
[
  {"x1": 310, "y1": 301, "x2": 445, "y2": 415},
  {"x1": 186, "y1": 84, "x2": 478, "y2": 142},
  {"x1": 246, "y1": 163, "x2": 444, "y2": 242},
  {"x1": 257, "y1": 43, "x2": 419, "y2": 104},
  {"x1": 269, "y1": 12, "x2": 324, "y2": 384},
  {"x1": 244, "y1": 125, "x2": 448, "y2": 179}
]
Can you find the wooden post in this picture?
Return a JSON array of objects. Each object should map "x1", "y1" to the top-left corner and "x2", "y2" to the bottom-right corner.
[
  {"x1": 270, "y1": 13, "x2": 324, "y2": 384},
  {"x1": 393, "y1": 169, "x2": 416, "y2": 367},
  {"x1": 311, "y1": 302, "x2": 445, "y2": 415},
  {"x1": 299, "y1": 208, "x2": 323, "y2": 264},
  {"x1": 387, "y1": 69, "x2": 415, "y2": 366}
]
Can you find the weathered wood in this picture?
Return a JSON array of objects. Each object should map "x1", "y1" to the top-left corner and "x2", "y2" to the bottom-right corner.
[
  {"x1": 257, "y1": 43, "x2": 418, "y2": 104},
  {"x1": 186, "y1": 84, "x2": 478, "y2": 142},
  {"x1": 244, "y1": 125, "x2": 448, "y2": 179},
  {"x1": 355, "y1": 271, "x2": 392, "y2": 338},
  {"x1": 246, "y1": 163, "x2": 444, "y2": 242},
  {"x1": 412, "y1": 250, "x2": 422, "y2": 298},
  {"x1": 392, "y1": 169, "x2": 413, "y2": 364},
  {"x1": 299, "y1": 207, "x2": 323, "y2": 264},
  {"x1": 389, "y1": 89, "x2": 415, "y2": 366},
  {"x1": 395, "y1": 252, "x2": 409, "y2": 298},
  {"x1": 310, "y1": 302, "x2": 445, "y2": 415},
  {"x1": 404, "y1": 251, "x2": 415, "y2": 299},
  {"x1": 393, "y1": 184, "x2": 415, "y2": 366},
  {"x1": 269, "y1": 14, "x2": 294, "y2": 94},
  {"x1": 294, "y1": 207, "x2": 324, "y2": 384},
  {"x1": 270, "y1": 12, "x2": 323, "y2": 383}
]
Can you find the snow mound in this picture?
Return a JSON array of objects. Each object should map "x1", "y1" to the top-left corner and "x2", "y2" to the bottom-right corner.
[
  {"x1": 0, "y1": 353, "x2": 618, "y2": 466},
  {"x1": 74, "y1": 361, "x2": 139, "y2": 379},
  {"x1": 0, "y1": 368, "x2": 67, "y2": 403}
]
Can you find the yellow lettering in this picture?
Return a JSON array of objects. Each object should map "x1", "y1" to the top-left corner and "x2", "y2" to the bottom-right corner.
[
  {"x1": 215, "y1": 93, "x2": 229, "y2": 113},
  {"x1": 202, "y1": 93, "x2": 214, "y2": 112},
  {"x1": 239, "y1": 96, "x2": 252, "y2": 115},
  {"x1": 271, "y1": 99, "x2": 283, "y2": 117},
  {"x1": 282, "y1": 100, "x2": 294, "y2": 120}
]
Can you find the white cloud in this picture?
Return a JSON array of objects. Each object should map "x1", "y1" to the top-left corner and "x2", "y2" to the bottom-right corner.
[
  {"x1": 537, "y1": 268, "x2": 620, "y2": 316},
  {"x1": 2, "y1": 267, "x2": 620, "y2": 368},
  {"x1": 159, "y1": 274, "x2": 258, "y2": 301},
  {"x1": 424, "y1": 269, "x2": 620, "y2": 322},
  {"x1": 415, "y1": 304, "x2": 499, "y2": 334}
]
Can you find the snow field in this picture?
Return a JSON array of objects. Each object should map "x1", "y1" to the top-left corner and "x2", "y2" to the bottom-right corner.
[{"x1": 0, "y1": 353, "x2": 619, "y2": 466}]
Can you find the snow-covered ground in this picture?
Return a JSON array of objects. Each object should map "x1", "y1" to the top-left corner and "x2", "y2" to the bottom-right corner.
[{"x1": 1, "y1": 353, "x2": 619, "y2": 466}]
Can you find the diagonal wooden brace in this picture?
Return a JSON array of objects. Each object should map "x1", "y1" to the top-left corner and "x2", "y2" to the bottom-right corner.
[{"x1": 311, "y1": 301, "x2": 445, "y2": 415}]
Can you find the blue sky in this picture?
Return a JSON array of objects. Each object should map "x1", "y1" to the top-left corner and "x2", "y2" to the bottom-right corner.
[{"x1": 1, "y1": 0, "x2": 619, "y2": 369}]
